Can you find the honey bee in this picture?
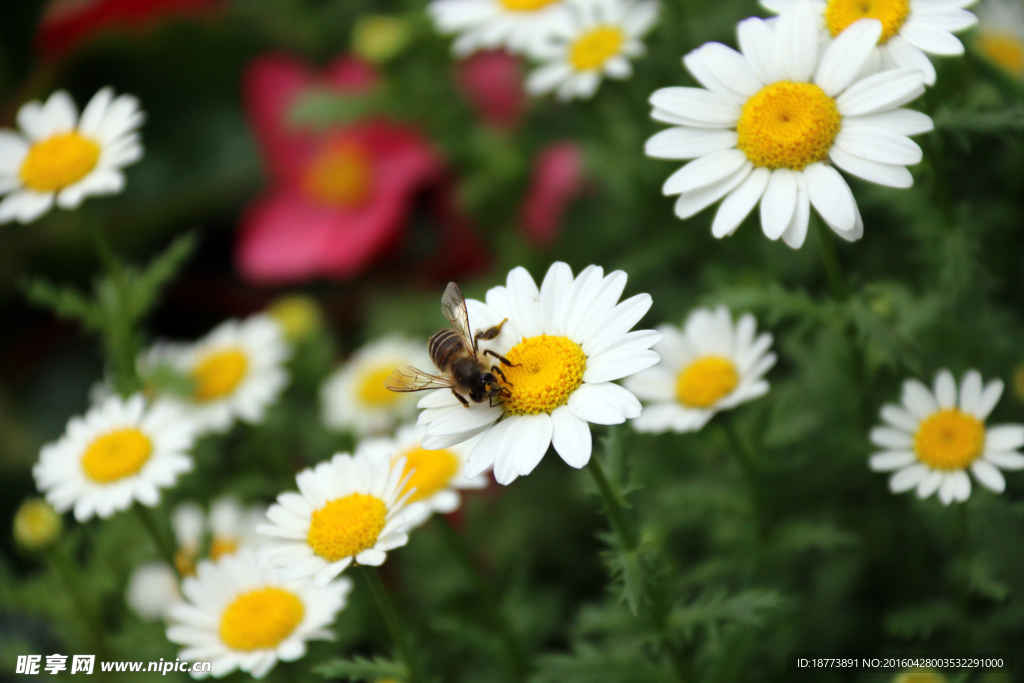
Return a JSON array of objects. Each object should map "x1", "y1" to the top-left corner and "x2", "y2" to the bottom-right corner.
[{"x1": 385, "y1": 282, "x2": 515, "y2": 407}]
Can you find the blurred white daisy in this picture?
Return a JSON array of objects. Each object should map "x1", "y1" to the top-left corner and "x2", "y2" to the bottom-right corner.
[
  {"x1": 33, "y1": 394, "x2": 194, "y2": 522},
  {"x1": 762, "y1": 0, "x2": 978, "y2": 86},
  {"x1": 257, "y1": 451, "x2": 426, "y2": 588},
  {"x1": 0, "y1": 88, "x2": 143, "y2": 224},
  {"x1": 625, "y1": 306, "x2": 776, "y2": 433},
  {"x1": 974, "y1": 0, "x2": 1024, "y2": 77},
  {"x1": 167, "y1": 314, "x2": 290, "y2": 435},
  {"x1": 428, "y1": 0, "x2": 571, "y2": 56},
  {"x1": 646, "y1": 4, "x2": 932, "y2": 247},
  {"x1": 416, "y1": 262, "x2": 660, "y2": 485},
  {"x1": 869, "y1": 370, "x2": 1024, "y2": 505},
  {"x1": 357, "y1": 424, "x2": 488, "y2": 525},
  {"x1": 126, "y1": 561, "x2": 180, "y2": 621},
  {"x1": 321, "y1": 336, "x2": 431, "y2": 437},
  {"x1": 172, "y1": 498, "x2": 266, "y2": 576},
  {"x1": 526, "y1": 0, "x2": 659, "y2": 101},
  {"x1": 166, "y1": 548, "x2": 350, "y2": 679}
]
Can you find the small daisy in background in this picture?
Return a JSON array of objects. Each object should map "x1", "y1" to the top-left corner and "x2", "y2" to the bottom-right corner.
[
  {"x1": 357, "y1": 424, "x2": 488, "y2": 526},
  {"x1": 428, "y1": 0, "x2": 571, "y2": 56},
  {"x1": 321, "y1": 336, "x2": 431, "y2": 437},
  {"x1": 526, "y1": 0, "x2": 659, "y2": 101},
  {"x1": 126, "y1": 561, "x2": 181, "y2": 621},
  {"x1": 646, "y1": 4, "x2": 932, "y2": 247},
  {"x1": 166, "y1": 549, "x2": 351, "y2": 679},
  {"x1": 164, "y1": 314, "x2": 291, "y2": 435},
  {"x1": 415, "y1": 262, "x2": 660, "y2": 485},
  {"x1": 974, "y1": 0, "x2": 1024, "y2": 77},
  {"x1": 257, "y1": 451, "x2": 426, "y2": 587},
  {"x1": 33, "y1": 394, "x2": 194, "y2": 522},
  {"x1": 0, "y1": 88, "x2": 143, "y2": 224},
  {"x1": 761, "y1": 0, "x2": 978, "y2": 86},
  {"x1": 869, "y1": 370, "x2": 1024, "y2": 505},
  {"x1": 625, "y1": 306, "x2": 776, "y2": 433}
]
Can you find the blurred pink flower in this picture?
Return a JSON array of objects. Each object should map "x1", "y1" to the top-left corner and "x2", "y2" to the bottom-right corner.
[
  {"x1": 520, "y1": 142, "x2": 584, "y2": 248},
  {"x1": 237, "y1": 53, "x2": 453, "y2": 284},
  {"x1": 456, "y1": 50, "x2": 527, "y2": 130}
]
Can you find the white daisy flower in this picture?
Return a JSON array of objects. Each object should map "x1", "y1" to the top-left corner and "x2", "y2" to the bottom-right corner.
[
  {"x1": 257, "y1": 451, "x2": 426, "y2": 588},
  {"x1": 126, "y1": 561, "x2": 181, "y2": 621},
  {"x1": 974, "y1": 0, "x2": 1024, "y2": 77},
  {"x1": 0, "y1": 88, "x2": 143, "y2": 224},
  {"x1": 320, "y1": 336, "x2": 431, "y2": 437},
  {"x1": 357, "y1": 424, "x2": 488, "y2": 525},
  {"x1": 762, "y1": 0, "x2": 978, "y2": 86},
  {"x1": 526, "y1": 0, "x2": 660, "y2": 101},
  {"x1": 172, "y1": 498, "x2": 267, "y2": 576},
  {"x1": 416, "y1": 262, "x2": 660, "y2": 485},
  {"x1": 624, "y1": 306, "x2": 776, "y2": 433},
  {"x1": 645, "y1": 3, "x2": 933, "y2": 248},
  {"x1": 428, "y1": 0, "x2": 571, "y2": 56},
  {"x1": 166, "y1": 314, "x2": 290, "y2": 435},
  {"x1": 33, "y1": 394, "x2": 194, "y2": 522},
  {"x1": 869, "y1": 370, "x2": 1024, "y2": 505},
  {"x1": 166, "y1": 548, "x2": 350, "y2": 679}
]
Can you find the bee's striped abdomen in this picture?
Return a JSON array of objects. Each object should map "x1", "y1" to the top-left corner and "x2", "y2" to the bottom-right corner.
[{"x1": 429, "y1": 329, "x2": 464, "y2": 372}]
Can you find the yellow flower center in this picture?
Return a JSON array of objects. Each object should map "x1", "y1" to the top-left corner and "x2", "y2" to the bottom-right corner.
[
  {"x1": 569, "y1": 26, "x2": 625, "y2": 71},
  {"x1": 737, "y1": 82, "x2": 842, "y2": 170},
  {"x1": 81, "y1": 428, "x2": 153, "y2": 483},
  {"x1": 191, "y1": 348, "x2": 248, "y2": 403},
  {"x1": 358, "y1": 366, "x2": 404, "y2": 407},
  {"x1": 500, "y1": 335, "x2": 587, "y2": 416},
  {"x1": 303, "y1": 143, "x2": 374, "y2": 208},
  {"x1": 210, "y1": 537, "x2": 240, "y2": 560},
  {"x1": 825, "y1": 0, "x2": 910, "y2": 43},
  {"x1": 978, "y1": 32, "x2": 1024, "y2": 76},
  {"x1": 219, "y1": 587, "x2": 304, "y2": 651},
  {"x1": 19, "y1": 132, "x2": 101, "y2": 193},
  {"x1": 307, "y1": 493, "x2": 388, "y2": 562},
  {"x1": 676, "y1": 356, "x2": 739, "y2": 408},
  {"x1": 914, "y1": 409, "x2": 985, "y2": 471},
  {"x1": 398, "y1": 446, "x2": 460, "y2": 502},
  {"x1": 498, "y1": 0, "x2": 558, "y2": 12}
]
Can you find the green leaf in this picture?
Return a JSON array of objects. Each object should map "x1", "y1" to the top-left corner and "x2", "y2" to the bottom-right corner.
[
  {"x1": 669, "y1": 590, "x2": 785, "y2": 637},
  {"x1": 884, "y1": 601, "x2": 958, "y2": 640},
  {"x1": 313, "y1": 655, "x2": 406, "y2": 681},
  {"x1": 530, "y1": 644, "x2": 677, "y2": 683},
  {"x1": 22, "y1": 278, "x2": 101, "y2": 328},
  {"x1": 128, "y1": 232, "x2": 199, "y2": 319}
]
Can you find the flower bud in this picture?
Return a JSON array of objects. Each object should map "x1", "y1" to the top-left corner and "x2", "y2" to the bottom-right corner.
[
  {"x1": 268, "y1": 294, "x2": 322, "y2": 343},
  {"x1": 13, "y1": 498, "x2": 61, "y2": 551}
]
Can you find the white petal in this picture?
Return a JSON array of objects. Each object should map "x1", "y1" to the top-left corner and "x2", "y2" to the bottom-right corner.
[
  {"x1": 976, "y1": 379, "x2": 1004, "y2": 420},
  {"x1": 648, "y1": 87, "x2": 741, "y2": 126},
  {"x1": 884, "y1": 36, "x2": 937, "y2": 86},
  {"x1": 984, "y1": 425, "x2": 1024, "y2": 451},
  {"x1": 804, "y1": 163, "x2": 857, "y2": 233},
  {"x1": 712, "y1": 167, "x2": 770, "y2": 238},
  {"x1": 828, "y1": 147, "x2": 913, "y2": 188},
  {"x1": 661, "y1": 149, "x2": 748, "y2": 195},
  {"x1": 781, "y1": 172, "x2": 811, "y2": 248},
  {"x1": 845, "y1": 108, "x2": 933, "y2": 135},
  {"x1": 984, "y1": 450, "x2": 1024, "y2": 470},
  {"x1": 903, "y1": 379, "x2": 938, "y2": 418},
  {"x1": 900, "y1": 19, "x2": 966, "y2": 55},
  {"x1": 645, "y1": 127, "x2": 739, "y2": 160},
  {"x1": 836, "y1": 69, "x2": 926, "y2": 116},
  {"x1": 775, "y1": 0, "x2": 821, "y2": 82},
  {"x1": 674, "y1": 162, "x2": 753, "y2": 219},
  {"x1": 551, "y1": 405, "x2": 592, "y2": 468},
  {"x1": 700, "y1": 42, "x2": 764, "y2": 96},
  {"x1": 870, "y1": 426, "x2": 914, "y2": 449},
  {"x1": 508, "y1": 412, "x2": 553, "y2": 477},
  {"x1": 737, "y1": 17, "x2": 782, "y2": 84},
  {"x1": 567, "y1": 383, "x2": 628, "y2": 425},
  {"x1": 815, "y1": 18, "x2": 884, "y2": 96},
  {"x1": 916, "y1": 470, "x2": 944, "y2": 499},
  {"x1": 834, "y1": 127, "x2": 923, "y2": 165},
  {"x1": 971, "y1": 460, "x2": 1005, "y2": 493},
  {"x1": 890, "y1": 464, "x2": 929, "y2": 492},
  {"x1": 881, "y1": 404, "x2": 919, "y2": 432},
  {"x1": 869, "y1": 451, "x2": 917, "y2": 471},
  {"x1": 959, "y1": 370, "x2": 982, "y2": 414},
  {"x1": 933, "y1": 369, "x2": 957, "y2": 408},
  {"x1": 760, "y1": 168, "x2": 798, "y2": 239}
]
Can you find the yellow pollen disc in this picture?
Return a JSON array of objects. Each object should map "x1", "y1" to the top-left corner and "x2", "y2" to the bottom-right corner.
[
  {"x1": 569, "y1": 26, "x2": 625, "y2": 71},
  {"x1": 191, "y1": 348, "x2": 249, "y2": 403},
  {"x1": 358, "y1": 366, "x2": 404, "y2": 407},
  {"x1": 978, "y1": 33, "x2": 1024, "y2": 76},
  {"x1": 19, "y1": 132, "x2": 101, "y2": 193},
  {"x1": 500, "y1": 335, "x2": 587, "y2": 416},
  {"x1": 81, "y1": 428, "x2": 153, "y2": 483},
  {"x1": 219, "y1": 587, "x2": 304, "y2": 652},
  {"x1": 498, "y1": 0, "x2": 558, "y2": 11},
  {"x1": 307, "y1": 493, "x2": 388, "y2": 562},
  {"x1": 676, "y1": 356, "x2": 739, "y2": 409},
  {"x1": 825, "y1": 0, "x2": 910, "y2": 43},
  {"x1": 737, "y1": 82, "x2": 842, "y2": 171},
  {"x1": 914, "y1": 409, "x2": 985, "y2": 471},
  {"x1": 398, "y1": 446, "x2": 460, "y2": 502},
  {"x1": 210, "y1": 537, "x2": 240, "y2": 560},
  {"x1": 304, "y1": 144, "x2": 374, "y2": 208}
]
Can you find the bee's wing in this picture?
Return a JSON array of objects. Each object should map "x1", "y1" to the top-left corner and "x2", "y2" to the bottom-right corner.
[
  {"x1": 385, "y1": 365, "x2": 454, "y2": 392},
  {"x1": 441, "y1": 282, "x2": 477, "y2": 354}
]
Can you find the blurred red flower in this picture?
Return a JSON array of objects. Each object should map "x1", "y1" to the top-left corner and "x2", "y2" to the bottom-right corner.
[
  {"x1": 237, "y1": 53, "x2": 486, "y2": 285},
  {"x1": 520, "y1": 142, "x2": 584, "y2": 248},
  {"x1": 36, "y1": 0, "x2": 220, "y2": 58},
  {"x1": 455, "y1": 50, "x2": 527, "y2": 130}
]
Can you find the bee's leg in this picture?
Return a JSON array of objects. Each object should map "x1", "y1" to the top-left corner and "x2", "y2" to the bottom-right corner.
[
  {"x1": 483, "y1": 348, "x2": 518, "y2": 367},
  {"x1": 474, "y1": 318, "x2": 508, "y2": 344},
  {"x1": 451, "y1": 388, "x2": 469, "y2": 408},
  {"x1": 491, "y1": 365, "x2": 512, "y2": 386},
  {"x1": 490, "y1": 390, "x2": 510, "y2": 408}
]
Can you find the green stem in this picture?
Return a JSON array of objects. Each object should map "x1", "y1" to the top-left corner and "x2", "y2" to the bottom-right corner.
[
  {"x1": 49, "y1": 545, "x2": 109, "y2": 659},
  {"x1": 720, "y1": 417, "x2": 767, "y2": 542},
  {"x1": 813, "y1": 218, "x2": 848, "y2": 302},
  {"x1": 361, "y1": 567, "x2": 425, "y2": 683},
  {"x1": 87, "y1": 222, "x2": 142, "y2": 396},
  {"x1": 586, "y1": 456, "x2": 638, "y2": 551},
  {"x1": 436, "y1": 515, "x2": 529, "y2": 681},
  {"x1": 134, "y1": 506, "x2": 179, "y2": 578}
]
